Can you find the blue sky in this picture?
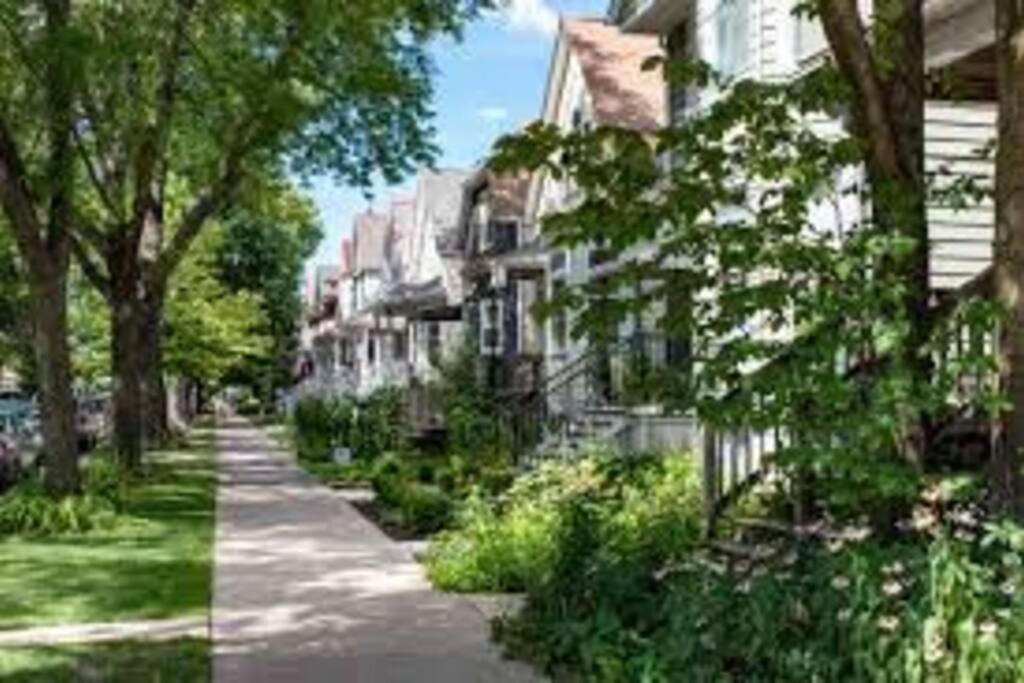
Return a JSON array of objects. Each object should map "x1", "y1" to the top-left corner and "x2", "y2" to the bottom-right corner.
[{"x1": 305, "y1": 0, "x2": 606, "y2": 272}]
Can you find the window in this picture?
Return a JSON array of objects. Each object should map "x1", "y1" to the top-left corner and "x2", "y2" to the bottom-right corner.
[
  {"x1": 488, "y1": 220, "x2": 519, "y2": 253},
  {"x1": 393, "y1": 331, "x2": 408, "y2": 361},
  {"x1": 427, "y1": 323, "x2": 443, "y2": 366},
  {"x1": 715, "y1": 0, "x2": 750, "y2": 77},
  {"x1": 551, "y1": 281, "x2": 568, "y2": 351},
  {"x1": 667, "y1": 22, "x2": 690, "y2": 124},
  {"x1": 479, "y1": 297, "x2": 504, "y2": 356},
  {"x1": 518, "y1": 279, "x2": 542, "y2": 355},
  {"x1": 367, "y1": 336, "x2": 376, "y2": 365}
]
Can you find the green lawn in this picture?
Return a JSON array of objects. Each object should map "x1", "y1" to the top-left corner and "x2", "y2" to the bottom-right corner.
[
  {"x1": 0, "y1": 638, "x2": 209, "y2": 682},
  {"x1": 0, "y1": 433, "x2": 217, "y2": 631}
]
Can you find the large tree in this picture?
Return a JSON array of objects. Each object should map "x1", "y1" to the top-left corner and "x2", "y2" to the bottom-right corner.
[
  {"x1": 813, "y1": 0, "x2": 930, "y2": 464},
  {"x1": 1, "y1": 0, "x2": 488, "y2": 473},
  {"x1": 0, "y1": 0, "x2": 81, "y2": 494},
  {"x1": 992, "y1": 0, "x2": 1024, "y2": 513},
  {"x1": 214, "y1": 179, "x2": 321, "y2": 404}
]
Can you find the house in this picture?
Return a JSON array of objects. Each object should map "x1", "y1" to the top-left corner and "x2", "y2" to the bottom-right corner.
[
  {"x1": 609, "y1": 0, "x2": 998, "y2": 515},
  {"x1": 511, "y1": 17, "x2": 698, "y2": 455},
  {"x1": 613, "y1": 0, "x2": 996, "y2": 290},
  {"x1": 456, "y1": 168, "x2": 542, "y2": 396},
  {"x1": 369, "y1": 169, "x2": 473, "y2": 433}
]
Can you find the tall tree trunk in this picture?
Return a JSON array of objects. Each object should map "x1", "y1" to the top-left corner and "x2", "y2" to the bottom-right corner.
[
  {"x1": 991, "y1": 0, "x2": 1024, "y2": 515},
  {"x1": 819, "y1": 0, "x2": 930, "y2": 465},
  {"x1": 29, "y1": 269, "x2": 80, "y2": 496},
  {"x1": 139, "y1": 288, "x2": 168, "y2": 446},
  {"x1": 111, "y1": 292, "x2": 144, "y2": 472}
]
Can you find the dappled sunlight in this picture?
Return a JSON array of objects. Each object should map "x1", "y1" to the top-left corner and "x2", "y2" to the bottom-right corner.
[{"x1": 211, "y1": 419, "x2": 537, "y2": 682}]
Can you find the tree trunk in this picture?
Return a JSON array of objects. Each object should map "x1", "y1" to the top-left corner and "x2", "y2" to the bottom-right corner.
[
  {"x1": 139, "y1": 289, "x2": 168, "y2": 447},
  {"x1": 111, "y1": 293, "x2": 144, "y2": 472},
  {"x1": 29, "y1": 270, "x2": 80, "y2": 496},
  {"x1": 991, "y1": 0, "x2": 1024, "y2": 515},
  {"x1": 819, "y1": 0, "x2": 930, "y2": 465}
]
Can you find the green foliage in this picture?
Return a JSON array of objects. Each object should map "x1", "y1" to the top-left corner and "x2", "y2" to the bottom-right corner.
[
  {"x1": 0, "y1": 638, "x2": 210, "y2": 683},
  {"x1": 496, "y1": 496, "x2": 1024, "y2": 682},
  {"x1": 398, "y1": 483, "x2": 454, "y2": 535},
  {"x1": 164, "y1": 228, "x2": 271, "y2": 388},
  {"x1": 491, "y1": 62, "x2": 997, "y2": 517},
  {"x1": 0, "y1": 440, "x2": 216, "y2": 631},
  {"x1": 369, "y1": 454, "x2": 454, "y2": 535},
  {"x1": 290, "y1": 389, "x2": 406, "y2": 463},
  {"x1": 0, "y1": 224, "x2": 31, "y2": 382},
  {"x1": 426, "y1": 454, "x2": 703, "y2": 594},
  {"x1": 0, "y1": 455, "x2": 128, "y2": 536},
  {"x1": 215, "y1": 180, "x2": 323, "y2": 399},
  {"x1": 437, "y1": 341, "x2": 505, "y2": 456},
  {"x1": 68, "y1": 275, "x2": 110, "y2": 390}
]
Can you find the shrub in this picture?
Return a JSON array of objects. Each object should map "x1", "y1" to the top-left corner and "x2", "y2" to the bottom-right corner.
[
  {"x1": 426, "y1": 454, "x2": 703, "y2": 596},
  {"x1": 427, "y1": 493, "x2": 560, "y2": 593},
  {"x1": 399, "y1": 483, "x2": 453, "y2": 535},
  {"x1": 0, "y1": 453, "x2": 131, "y2": 537},
  {"x1": 496, "y1": 494, "x2": 1024, "y2": 682},
  {"x1": 291, "y1": 390, "x2": 406, "y2": 463},
  {"x1": 291, "y1": 396, "x2": 354, "y2": 462}
]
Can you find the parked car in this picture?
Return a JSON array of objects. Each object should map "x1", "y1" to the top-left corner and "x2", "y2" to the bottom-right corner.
[{"x1": 76, "y1": 393, "x2": 110, "y2": 453}]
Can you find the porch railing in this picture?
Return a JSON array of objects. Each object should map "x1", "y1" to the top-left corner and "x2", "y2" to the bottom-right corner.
[{"x1": 701, "y1": 267, "x2": 998, "y2": 534}]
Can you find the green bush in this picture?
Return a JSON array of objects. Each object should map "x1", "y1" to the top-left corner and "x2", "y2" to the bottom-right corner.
[
  {"x1": 495, "y1": 487, "x2": 1024, "y2": 682},
  {"x1": 291, "y1": 396, "x2": 354, "y2": 462},
  {"x1": 427, "y1": 492, "x2": 560, "y2": 593},
  {"x1": 426, "y1": 454, "x2": 702, "y2": 596},
  {"x1": 369, "y1": 455, "x2": 453, "y2": 535},
  {"x1": 0, "y1": 485, "x2": 117, "y2": 536},
  {"x1": 291, "y1": 390, "x2": 405, "y2": 463},
  {"x1": 399, "y1": 482, "x2": 453, "y2": 535}
]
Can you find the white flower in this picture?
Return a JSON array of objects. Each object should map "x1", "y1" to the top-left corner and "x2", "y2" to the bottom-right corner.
[
  {"x1": 877, "y1": 615, "x2": 899, "y2": 633},
  {"x1": 736, "y1": 580, "x2": 751, "y2": 594},
  {"x1": 980, "y1": 621, "x2": 998, "y2": 640},
  {"x1": 954, "y1": 528, "x2": 975, "y2": 543},
  {"x1": 1000, "y1": 580, "x2": 1017, "y2": 597},
  {"x1": 912, "y1": 508, "x2": 939, "y2": 533},
  {"x1": 831, "y1": 575, "x2": 851, "y2": 591},
  {"x1": 882, "y1": 561, "x2": 906, "y2": 576},
  {"x1": 782, "y1": 551, "x2": 798, "y2": 567},
  {"x1": 882, "y1": 580, "x2": 903, "y2": 598},
  {"x1": 837, "y1": 609, "x2": 852, "y2": 623},
  {"x1": 827, "y1": 538, "x2": 845, "y2": 554},
  {"x1": 950, "y1": 509, "x2": 979, "y2": 528}
]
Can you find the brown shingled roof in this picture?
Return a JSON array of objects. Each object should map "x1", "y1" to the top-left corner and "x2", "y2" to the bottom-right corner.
[{"x1": 563, "y1": 18, "x2": 666, "y2": 131}]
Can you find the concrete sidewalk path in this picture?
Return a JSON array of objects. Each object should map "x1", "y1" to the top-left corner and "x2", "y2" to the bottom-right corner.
[{"x1": 211, "y1": 418, "x2": 539, "y2": 683}]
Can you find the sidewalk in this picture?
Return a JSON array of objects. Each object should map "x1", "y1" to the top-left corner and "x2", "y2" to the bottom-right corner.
[{"x1": 211, "y1": 418, "x2": 538, "y2": 683}]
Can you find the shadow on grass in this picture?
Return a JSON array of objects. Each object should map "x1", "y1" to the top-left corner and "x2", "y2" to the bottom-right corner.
[
  {"x1": 0, "y1": 440, "x2": 217, "y2": 631},
  {"x1": 0, "y1": 638, "x2": 209, "y2": 683}
]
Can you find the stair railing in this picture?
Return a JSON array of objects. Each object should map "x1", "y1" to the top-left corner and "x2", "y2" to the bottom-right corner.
[{"x1": 702, "y1": 267, "x2": 998, "y2": 535}]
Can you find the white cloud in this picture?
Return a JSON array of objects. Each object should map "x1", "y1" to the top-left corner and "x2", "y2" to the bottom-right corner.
[
  {"x1": 477, "y1": 106, "x2": 509, "y2": 121},
  {"x1": 493, "y1": 0, "x2": 558, "y2": 37}
]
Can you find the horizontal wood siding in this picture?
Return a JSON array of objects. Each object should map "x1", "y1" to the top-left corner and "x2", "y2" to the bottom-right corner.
[{"x1": 926, "y1": 101, "x2": 996, "y2": 290}]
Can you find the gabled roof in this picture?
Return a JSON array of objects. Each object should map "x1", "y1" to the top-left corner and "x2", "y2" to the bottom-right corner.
[
  {"x1": 339, "y1": 239, "x2": 353, "y2": 278},
  {"x1": 415, "y1": 168, "x2": 473, "y2": 256},
  {"x1": 353, "y1": 211, "x2": 391, "y2": 275},
  {"x1": 561, "y1": 17, "x2": 666, "y2": 131}
]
